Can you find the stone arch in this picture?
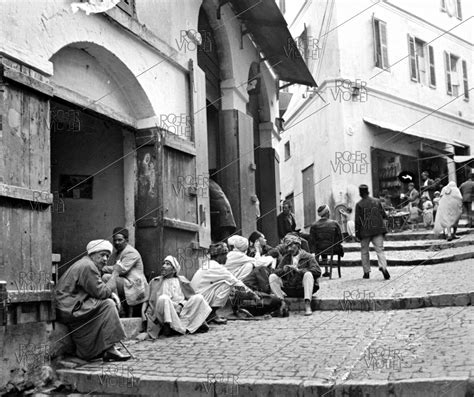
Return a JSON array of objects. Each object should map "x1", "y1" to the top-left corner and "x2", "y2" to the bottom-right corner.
[
  {"x1": 49, "y1": 41, "x2": 155, "y2": 121},
  {"x1": 199, "y1": 0, "x2": 234, "y2": 81}
]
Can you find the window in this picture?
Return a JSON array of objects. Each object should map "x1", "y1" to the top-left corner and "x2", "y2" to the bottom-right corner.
[
  {"x1": 117, "y1": 0, "x2": 134, "y2": 16},
  {"x1": 462, "y1": 60, "x2": 469, "y2": 101},
  {"x1": 407, "y1": 35, "x2": 436, "y2": 88},
  {"x1": 441, "y1": 0, "x2": 462, "y2": 19},
  {"x1": 372, "y1": 17, "x2": 389, "y2": 70},
  {"x1": 302, "y1": 164, "x2": 316, "y2": 227},
  {"x1": 444, "y1": 51, "x2": 465, "y2": 97},
  {"x1": 284, "y1": 141, "x2": 291, "y2": 160},
  {"x1": 279, "y1": 0, "x2": 286, "y2": 14},
  {"x1": 297, "y1": 25, "x2": 309, "y2": 64}
]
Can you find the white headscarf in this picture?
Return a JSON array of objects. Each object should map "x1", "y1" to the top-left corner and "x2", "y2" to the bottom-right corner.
[
  {"x1": 164, "y1": 255, "x2": 181, "y2": 274},
  {"x1": 227, "y1": 235, "x2": 249, "y2": 253},
  {"x1": 86, "y1": 240, "x2": 113, "y2": 255}
]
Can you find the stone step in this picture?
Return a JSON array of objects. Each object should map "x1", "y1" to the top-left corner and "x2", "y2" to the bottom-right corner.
[
  {"x1": 285, "y1": 292, "x2": 473, "y2": 312},
  {"x1": 55, "y1": 370, "x2": 473, "y2": 397},
  {"x1": 338, "y1": 244, "x2": 474, "y2": 266},
  {"x1": 383, "y1": 227, "x2": 471, "y2": 241},
  {"x1": 342, "y1": 233, "x2": 474, "y2": 252},
  {"x1": 50, "y1": 317, "x2": 143, "y2": 358}
]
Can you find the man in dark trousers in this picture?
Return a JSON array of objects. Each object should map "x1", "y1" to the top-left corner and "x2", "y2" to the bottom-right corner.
[
  {"x1": 355, "y1": 184, "x2": 390, "y2": 280},
  {"x1": 459, "y1": 169, "x2": 474, "y2": 228},
  {"x1": 277, "y1": 201, "x2": 297, "y2": 241}
]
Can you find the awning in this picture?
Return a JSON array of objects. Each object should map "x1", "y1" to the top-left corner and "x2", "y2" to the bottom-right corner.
[
  {"x1": 454, "y1": 155, "x2": 474, "y2": 163},
  {"x1": 226, "y1": 0, "x2": 317, "y2": 87},
  {"x1": 363, "y1": 116, "x2": 464, "y2": 148}
]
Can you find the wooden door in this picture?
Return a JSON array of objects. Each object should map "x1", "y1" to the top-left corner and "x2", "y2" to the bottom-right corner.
[{"x1": 0, "y1": 58, "x2": 54, "y2": 324}]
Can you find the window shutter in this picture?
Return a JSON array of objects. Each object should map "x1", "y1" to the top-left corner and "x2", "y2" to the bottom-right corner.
[
  {"x1": 456, "y1": 0, "x2": 462, "y2": 19},
  {"x1": 444, "y1": 51, "x2": 452, "y2": 95},
  {"x1": 372, "y1": 15, "x2": 379, "y2": 66},
  {"x1": 380, "y1": 21, "x2": 389, "y2": 69},
  {"x1": 408, "y1": 35, "x2": 417, "y2": 81},
  {"x1": 440, "y1": 0, "x2": 446, "y2": 10},
  {"x1": 462, "y1": 60, "x2": 469, "y2": 100},
  {"x1": 428, "y1": 45, "x2": 436, "y2": 87}
]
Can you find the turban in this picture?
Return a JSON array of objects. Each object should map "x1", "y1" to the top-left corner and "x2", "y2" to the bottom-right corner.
[
  {"x1": 317, "y1": 204, "x2": 330, "y2": 217},
  {"x1": 283, "y1": 234, "x2": 301, "y2": 247},
  {"x1": 87, "y1": 240, "x2": 113, "y2": 255},
  {"x1": 227, "y1": 235, "x2": 249, "y2": 252},
  {"x1": 164, "y1": 255, "x2": 181, "y2": 274},
  {"x1": 209, "y1": 242, "x2": 228, "y2": 257},
  {"x1": 113, "y1": 227, "x2": 129, "y2": 239}
]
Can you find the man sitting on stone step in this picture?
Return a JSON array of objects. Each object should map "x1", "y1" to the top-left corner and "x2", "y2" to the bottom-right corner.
[
  {"x1": 55, "y1": 240, "x2": 130, "y2": 362},
  {"x1": 191, "y1": 242, "x2": 259, "y2": 324},
  {"x1": 142, "y1": 256, "x2": 211, "y2": 338},
  {"x1": 268, "y1": 234, "x2": 321, "y2": 316}
]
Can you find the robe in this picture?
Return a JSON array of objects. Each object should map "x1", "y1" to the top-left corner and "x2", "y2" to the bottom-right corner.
[
  {"x1": 55, "y1": 256, "x2": 125, "y2": 360},
  {"x1": 224, "y1": 250, "x2": 255, "y2": 280},
  {"x1": 102, "y1": 244, "x2": 149, "y2": 306},
  {"x1": 144, "y1": 276, "x2": 211, "y2": 338},
  {"x1": 191, "y1": 260, "x2": 245, "y2": 307},
  {"x1": 434, "y1": 182, "x2": 463, "y2": 233}
]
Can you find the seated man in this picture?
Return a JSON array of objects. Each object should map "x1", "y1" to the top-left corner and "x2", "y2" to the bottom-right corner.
[
  {"x1": 55, "y1": 240, "x2": 130, "y2": 362},
  {"x1": 142, "y1": 256, "x2": 211, "y2": 338},
  {"x1": 191, "y1": 242, "x2": 258, "y2": 324},
  {"x1": 269, "y1": 235, "x2": 321, "y2": 316},
  {"x1": 309, "y1": 205, "x2": 344, "y2": 277},
  {"x1": 225, "y1": 235, "x2": 255, "y2": 280},
  {"x1": 102, "y1": 227, "x2": 148, "y2": 315}
]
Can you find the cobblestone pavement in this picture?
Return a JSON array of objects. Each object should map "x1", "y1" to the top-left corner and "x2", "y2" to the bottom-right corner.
[
  {"x1": 65, "y1": 307, "x2": 474, "y2": 387},
  {"x1": 316, "y1": 259, "x2": 474, "y2": 300}
]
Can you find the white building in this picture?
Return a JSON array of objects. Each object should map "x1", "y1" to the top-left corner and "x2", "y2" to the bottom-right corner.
[
  {"x1": 0, "y1": 0, "x2": 314, "y2": 389},
  {"x1": 277, "y1": 0, "x2": 473, "y2": 230}
]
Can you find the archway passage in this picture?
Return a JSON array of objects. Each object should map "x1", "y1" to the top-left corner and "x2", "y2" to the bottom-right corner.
[
  {"x1": 51, "y1": 100, "x2": 130, "y2": 273},
  {"x1": 49, "y1": 43, "x2": 152, "y2": 275}
]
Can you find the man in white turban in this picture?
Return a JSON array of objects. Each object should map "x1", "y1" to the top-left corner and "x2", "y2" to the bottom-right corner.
[
  {"x1": 225, "y1": 235, "x2": 255, "y2": 280},
  {"x1": 142, "y1": 255, "x2": 212, "y2": 338},
  {"x1": 56, "y1": 240, "x2": 130, "y2": 361}
]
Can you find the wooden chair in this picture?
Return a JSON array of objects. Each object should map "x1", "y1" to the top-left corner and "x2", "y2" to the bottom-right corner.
[{"x1": 314, "y1": 249, "x2": 342, "y2": 279}]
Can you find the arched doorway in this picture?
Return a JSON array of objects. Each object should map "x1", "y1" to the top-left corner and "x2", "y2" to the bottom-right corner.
[{"x1": 49, "y1": 43, "x2": 154, "y2": 274}]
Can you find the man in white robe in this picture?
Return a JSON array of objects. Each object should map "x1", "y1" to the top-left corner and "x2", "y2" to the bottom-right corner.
[
  {"x1": 191, "y1": 243, "x2": 259, "y2": 324},
  {"x1": 142, "y1": 256, "x2": 211, "y2": 338},
  {"x1": 225, "y1": 235, "x2": 255, "y2": 280}
]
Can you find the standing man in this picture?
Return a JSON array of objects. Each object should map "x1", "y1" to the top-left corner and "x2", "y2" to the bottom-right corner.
[
  {"x1": 102, "y1": 227, "x2": 148, "y2": 315},
  {"x1": 277, "y1": 201, "x2": 297, "y2": 241},
  {"x1": 420, "y1": 171, "x2": 436, "y2": 200},
  {"x1": 355, "y1": 185, "x2": 390, "y2": 280},
  {"x1": 459, "y1": 170, "x2": 474, "y2": 228}
]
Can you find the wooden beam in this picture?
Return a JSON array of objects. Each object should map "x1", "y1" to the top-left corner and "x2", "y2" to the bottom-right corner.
[
  {"x1": 0, "y1": 183, "x2": 53, "y2": 205},
  {"x1": 163, "y1": 217, "x2": 200, "y2": 232}
]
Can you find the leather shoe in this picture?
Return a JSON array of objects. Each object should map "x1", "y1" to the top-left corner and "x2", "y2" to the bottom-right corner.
[
  {"x1": 103, "y1": 348, "x2": 131, "y2": 362},
  {"x1": 322, "y1": 271, "x2": 331, "y2": 277},
  {"x1": 208, "y1": 316, "x2": 227, "y2": 325},
  {"x1": 363, "y1": 272, "x2": 370, "y2": 279},
  {"x1": 382, "y1": 268, "x2": 391, "y2": 280}
]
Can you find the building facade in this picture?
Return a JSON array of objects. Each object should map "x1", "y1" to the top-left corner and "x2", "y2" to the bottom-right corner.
[
  {"x1": 278, "y1": 0, "x2": 473, "y2": 230},
  {"x1": 0, "y1": 0, "x2": 313, "y2": 389}
]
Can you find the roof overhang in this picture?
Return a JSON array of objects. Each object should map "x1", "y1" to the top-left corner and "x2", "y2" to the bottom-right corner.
[
  {"x1": 363, "y1": 116, "x2": 464, "y2": 148},
  {"x1": 226, "y1": 0, "x2": 317, "y2": 87}
]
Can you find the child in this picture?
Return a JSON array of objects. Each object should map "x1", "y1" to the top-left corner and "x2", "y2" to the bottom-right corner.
[
  {"x1": 409, "y1": 203, "x2": 421, "y2": 231},
  {"x1": 340, "y1": 207, "x2": 355, "y2": 241},
  {"x1": 432, "y1": 191, "x2": 441, "y2": 220},
  {"x1": 421, "y1": 197, "x2": 434, "y2": 229}
]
